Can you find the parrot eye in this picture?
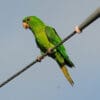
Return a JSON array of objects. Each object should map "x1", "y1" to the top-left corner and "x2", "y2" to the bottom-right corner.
[{"x1": 27, "y1": 18, "x2": 30, "y2": 21}]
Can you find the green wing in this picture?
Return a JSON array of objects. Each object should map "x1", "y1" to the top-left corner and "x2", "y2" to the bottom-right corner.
[
  {"x1": 45, "y1": 26, "x2": 74, "y2": 67},
  {"x1": 45, "y1": 26, "x2": 67, "y2": 57}
]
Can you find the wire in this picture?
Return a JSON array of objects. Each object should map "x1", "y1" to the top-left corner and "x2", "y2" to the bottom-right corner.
[{"x1": 0, "y1": 31, "x2": 76, "y2": 88}]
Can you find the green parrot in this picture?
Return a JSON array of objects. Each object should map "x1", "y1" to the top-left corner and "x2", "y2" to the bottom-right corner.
[{"x1": 22, "y1": 16, "x2": 74, "y2": 86}]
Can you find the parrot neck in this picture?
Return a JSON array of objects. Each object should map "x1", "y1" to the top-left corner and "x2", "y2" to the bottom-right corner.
[{"x1": 30, "y1": 25, "x2": 45, "y2": 37}]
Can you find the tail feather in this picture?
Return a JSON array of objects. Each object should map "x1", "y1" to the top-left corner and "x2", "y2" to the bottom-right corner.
[
  {"x1": 60, "y1": 65, "x2": 74, "y2": 86},
  {"x1": 65, "y1": 59, "x2": 75, "y2": 68}
]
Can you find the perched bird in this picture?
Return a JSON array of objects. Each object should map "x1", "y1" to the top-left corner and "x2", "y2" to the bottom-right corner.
[{"x1": 22, "y1": 16, "x2": 74, "y2": 86}]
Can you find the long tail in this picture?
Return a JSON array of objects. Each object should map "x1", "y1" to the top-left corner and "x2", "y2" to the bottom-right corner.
[{"x1": 60, "y1": 65, "x2": 74, "y2": 86}]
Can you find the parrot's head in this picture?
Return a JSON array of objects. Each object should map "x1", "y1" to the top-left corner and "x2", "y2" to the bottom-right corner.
[{"x1": 22, "y1": 16, "x2": 45, "y2": 30}]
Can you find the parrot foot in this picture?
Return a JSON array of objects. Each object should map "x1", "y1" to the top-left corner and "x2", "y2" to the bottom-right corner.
[
  {"x1": 36, "y1": 56, "x2": 43, "y2": 62},
  {"x1": 47, "y1": 48, "x2": 53, "y2": 54}
]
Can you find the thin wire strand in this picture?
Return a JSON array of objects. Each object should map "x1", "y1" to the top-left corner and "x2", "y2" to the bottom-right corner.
[{"x1": 0, "y1": 31, "x2": 76, "y2": 88}]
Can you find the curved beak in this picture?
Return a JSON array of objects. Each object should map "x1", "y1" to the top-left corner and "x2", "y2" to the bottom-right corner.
[{"x1": 22, "y1": 22, "x2": 29, "y2": 29}]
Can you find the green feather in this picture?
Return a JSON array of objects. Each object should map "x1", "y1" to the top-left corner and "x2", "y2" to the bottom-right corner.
[{"x1": 45, "y1": 26, "x2": 74, "y2": 67}]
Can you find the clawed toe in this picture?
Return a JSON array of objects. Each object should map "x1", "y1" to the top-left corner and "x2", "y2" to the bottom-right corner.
[
  {"x1": 47, "y1": 48, "x2": 53, "y2": 54},
  {"x1": 36, "y1": 56, "x2": 43, "y2": 62}
]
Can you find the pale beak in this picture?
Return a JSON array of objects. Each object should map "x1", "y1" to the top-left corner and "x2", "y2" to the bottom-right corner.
[{"x1": 22, "y1": 22, "x2": 29, "y2": 29}]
